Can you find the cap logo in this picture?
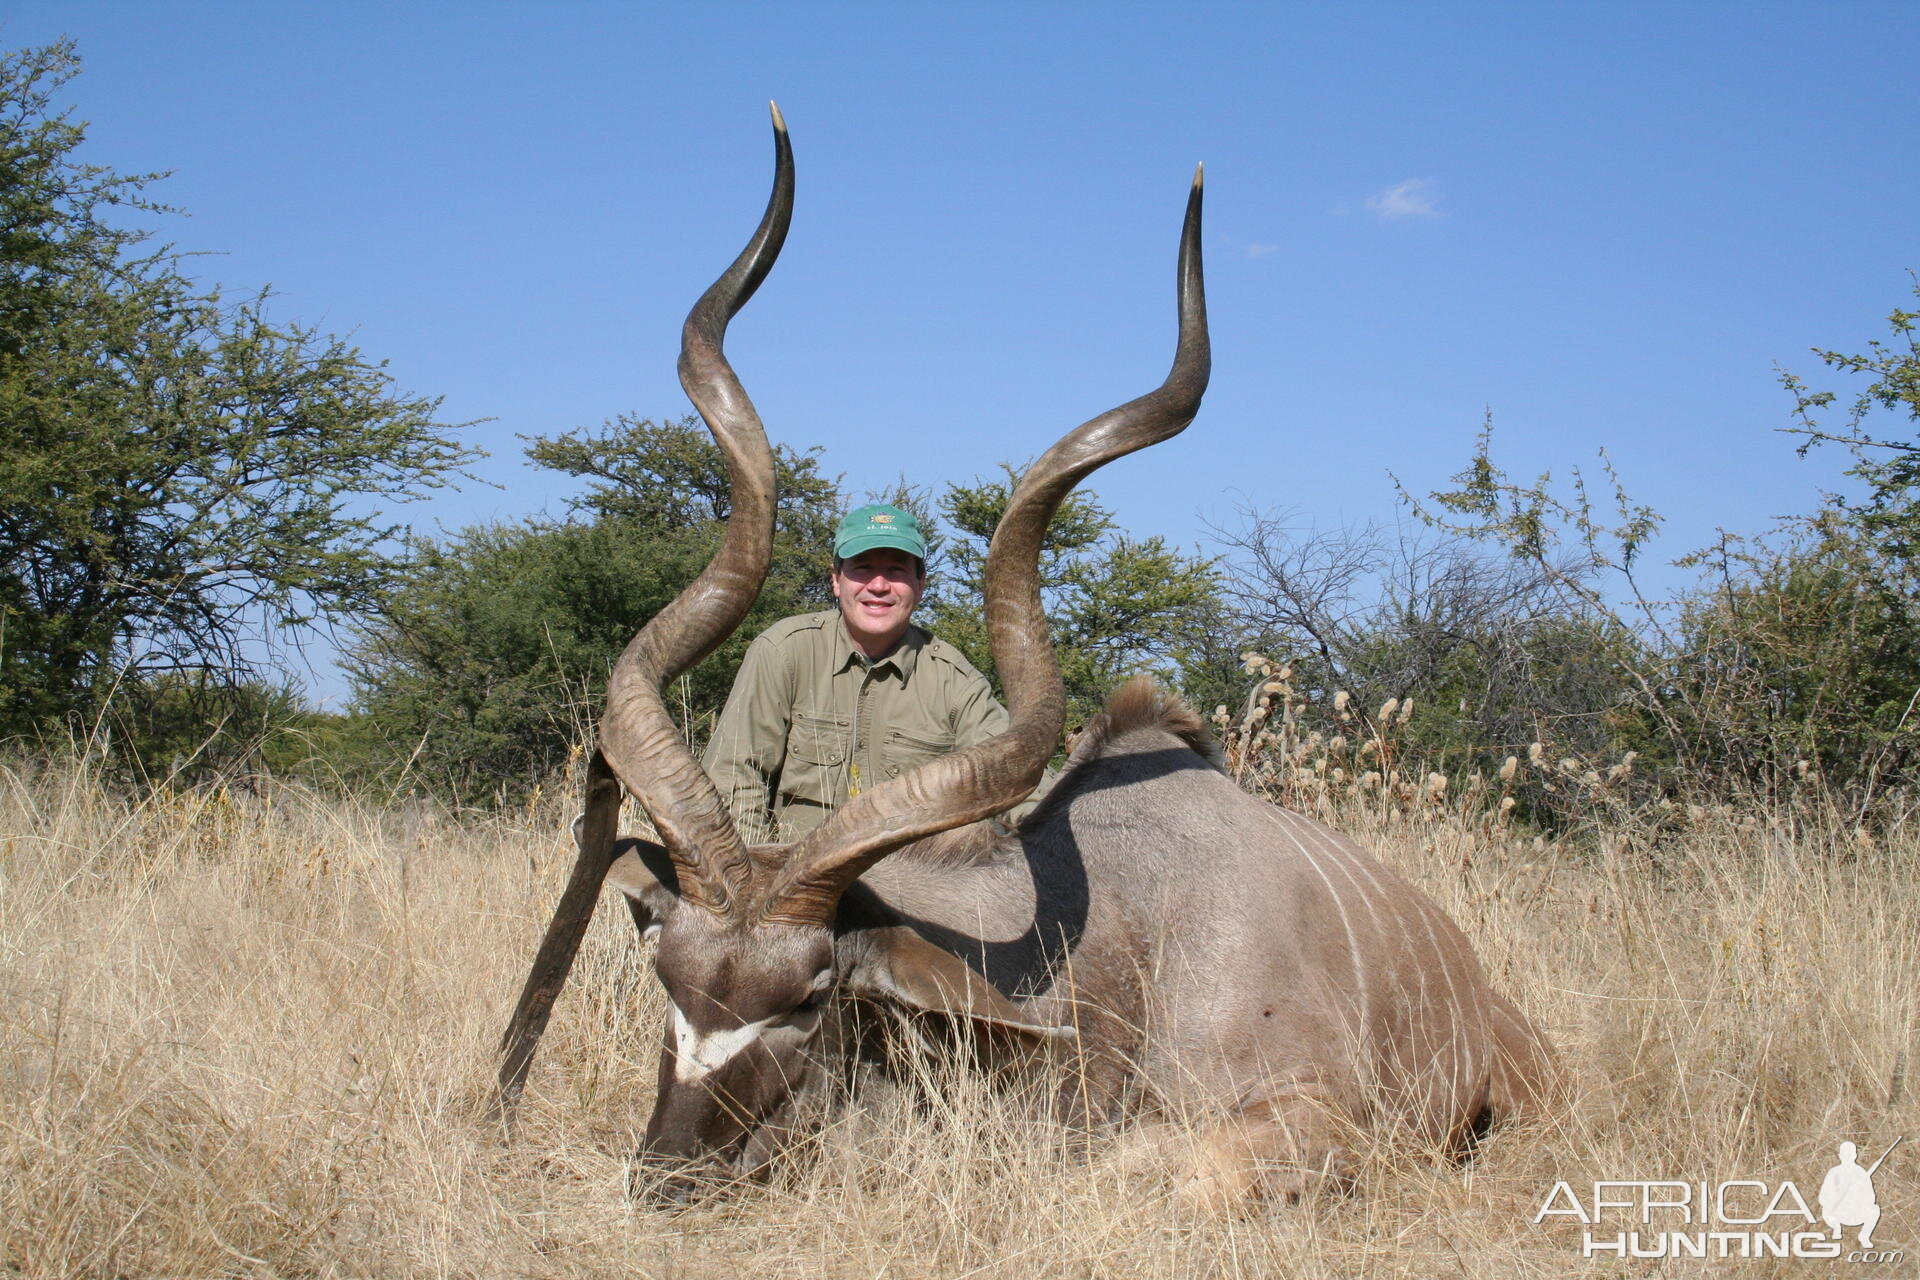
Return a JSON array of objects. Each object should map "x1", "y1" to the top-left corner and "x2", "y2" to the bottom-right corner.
[{"x1": 871, "y1": 513, "x2": 894, "y2": 524}]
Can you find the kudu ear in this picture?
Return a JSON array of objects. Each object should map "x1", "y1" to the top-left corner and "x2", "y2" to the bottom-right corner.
[
  {"x1": 604, "y1": 836, "x2": 681, "y2": 938},
  {"x1": 847, "y1": 926, "x2": 1077, "y2": 1042}
]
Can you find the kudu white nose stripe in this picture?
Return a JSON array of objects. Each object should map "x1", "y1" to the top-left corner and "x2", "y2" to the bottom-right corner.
[{"x1": 670, "y1": 1004, "x2": 776, "y2": 1083}]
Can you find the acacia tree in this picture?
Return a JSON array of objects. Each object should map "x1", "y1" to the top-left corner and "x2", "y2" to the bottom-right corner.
[
  {"x1": 1209, "y1": 505, "x2": 1643, "y2": 767},
  {"x1": 1781, "y1": 277, "x2": 1920, "y2": 560},
  {"x1": 0, "y1": 42, "x2": 476, "y2": 739},
  {"x1": 346, "y1": 416, "x2": 840, "y2": 802}
]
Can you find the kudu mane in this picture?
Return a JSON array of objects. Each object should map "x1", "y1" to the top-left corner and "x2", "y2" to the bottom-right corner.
[
  {"x1": 883, "y1": 677, "x2": 1222, "y2": 872},
  {"x1": 1061, "y1": 675, "x2": 1222, "y2": 772}
]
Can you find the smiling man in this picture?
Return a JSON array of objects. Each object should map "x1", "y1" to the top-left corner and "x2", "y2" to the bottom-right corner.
[{"x1": 701, "y1": 503, "x2": 1036, "y2": 841}]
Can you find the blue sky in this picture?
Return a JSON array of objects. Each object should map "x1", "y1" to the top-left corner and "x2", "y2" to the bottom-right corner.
[{"x1": 7, "y1": 3, "x2": 1917, "y2": 690}]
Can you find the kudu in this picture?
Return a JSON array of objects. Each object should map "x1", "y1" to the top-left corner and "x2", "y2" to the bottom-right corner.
[{"x1": 493, "y1": 107, "x2": 1553, "y2": 1203}]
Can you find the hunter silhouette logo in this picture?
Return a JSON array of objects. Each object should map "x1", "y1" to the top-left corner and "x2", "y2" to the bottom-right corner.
[
  {"x1": 1536, "y1": 1135, "x2": 1904, "y2": 1263},
  {"x1": 1822, "y1": 1138, "x2": 1898, "y2": 1248}
]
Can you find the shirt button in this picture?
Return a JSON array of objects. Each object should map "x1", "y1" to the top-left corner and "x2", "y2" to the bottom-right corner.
[{"x1": 887, "y1": 763, "x2": 900, "y2": 777}]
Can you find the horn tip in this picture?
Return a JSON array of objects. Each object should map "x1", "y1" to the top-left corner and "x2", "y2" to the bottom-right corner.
[
  {"x1": 769, "y1": 100, "x2": 788, "y2": 133},
  {"x1": 1191, "y1": 162, "x2": 1204, "y2": 189}
]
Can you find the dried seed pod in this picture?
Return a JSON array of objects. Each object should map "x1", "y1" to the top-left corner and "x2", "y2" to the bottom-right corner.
[{"x1": 1498, "y1": 755, "x2": 1518, "y2": 783}]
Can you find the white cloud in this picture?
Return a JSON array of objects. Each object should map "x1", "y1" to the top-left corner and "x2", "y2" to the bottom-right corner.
[
  {"x1": 1366, "y1": 178, "x2": 1440, "y2": 220},
  {"x1": 1246, "y1": 242, "x2": 1278, "y2": 259}
]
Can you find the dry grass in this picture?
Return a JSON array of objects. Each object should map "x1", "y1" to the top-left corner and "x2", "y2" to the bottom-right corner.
[{"x1": 1, "y1": 755, "x2": 1913, "y2": 1278}]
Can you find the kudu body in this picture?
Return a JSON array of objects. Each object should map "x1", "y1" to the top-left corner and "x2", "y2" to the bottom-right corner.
[{"x1": 494, "y1": 109, "x2": 1552, "y2": 1202}]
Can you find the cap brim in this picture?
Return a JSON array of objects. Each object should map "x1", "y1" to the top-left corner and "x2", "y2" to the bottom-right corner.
[{"x1": 835, "y1": 533, "x2": 926, "y2": 561}]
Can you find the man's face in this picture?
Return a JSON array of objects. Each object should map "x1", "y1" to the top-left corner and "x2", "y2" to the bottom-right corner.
[{"x1": 830, "y1": 548, "x2": 925, "y2": 657}]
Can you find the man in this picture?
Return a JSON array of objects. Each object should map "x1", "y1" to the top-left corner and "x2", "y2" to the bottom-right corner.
[{"x1": 702, "y1": 502, "x2": 1038, "y2": 842}]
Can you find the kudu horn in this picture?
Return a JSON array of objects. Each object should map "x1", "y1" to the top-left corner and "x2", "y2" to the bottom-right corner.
[{"x1": 492, "y1": 105, "x2": 791, "y2": 1113}]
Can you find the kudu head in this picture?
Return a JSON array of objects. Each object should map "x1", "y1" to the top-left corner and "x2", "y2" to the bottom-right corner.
[{"x1": 590, "y1": 107, "x2": 1209, "y2": 1197}]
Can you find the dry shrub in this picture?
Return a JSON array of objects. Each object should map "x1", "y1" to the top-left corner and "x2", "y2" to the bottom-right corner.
[{"x1": 0, "y1": 752, "x2": 1913, "y2": 1278}]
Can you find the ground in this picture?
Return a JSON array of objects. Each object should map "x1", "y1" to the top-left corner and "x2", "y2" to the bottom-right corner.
[{"x1": 1, "y1": 759, "x2": 1912, "y2": 1278}]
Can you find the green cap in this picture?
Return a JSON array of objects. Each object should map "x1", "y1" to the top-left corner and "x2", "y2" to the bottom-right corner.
[{"x1": 835, "y1": 503, "x2": 926, "y2": 561}]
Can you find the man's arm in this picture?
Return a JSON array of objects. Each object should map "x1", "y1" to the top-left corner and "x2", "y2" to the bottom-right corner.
[{"x1": 700, "y1": 633, "x2": 794, "y2": 844}]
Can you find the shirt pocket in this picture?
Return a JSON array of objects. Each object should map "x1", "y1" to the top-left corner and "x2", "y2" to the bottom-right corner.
[
  {"x1": 879, "y1": 724, "x2": 958, "y2": 781},
  {"x1": 782, "y1": 712, "x2": 852, "y2": 806}
]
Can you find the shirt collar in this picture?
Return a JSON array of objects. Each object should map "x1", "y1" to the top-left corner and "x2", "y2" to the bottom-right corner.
[{"x1": 833, "y1": 610, "x2": 925, "y2": 682}]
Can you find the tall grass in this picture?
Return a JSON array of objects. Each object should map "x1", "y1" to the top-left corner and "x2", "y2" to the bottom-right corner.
[{"x1": 0, "y1": 753, "x2": 1912, "y2": 1277}]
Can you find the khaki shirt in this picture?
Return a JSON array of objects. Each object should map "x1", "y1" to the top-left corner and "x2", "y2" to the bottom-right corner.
[{"x1": 701, "y1": 609, "x2": 1029, "y2": 841}]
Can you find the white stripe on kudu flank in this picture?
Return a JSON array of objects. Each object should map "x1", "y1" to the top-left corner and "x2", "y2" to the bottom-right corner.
[
  {"x1": 670, "y1": 1004, "x2": 776, "y2": 1083},
  {"x1": 1269, "y1": 810, "x2": 1370, "y2": 1037}
]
